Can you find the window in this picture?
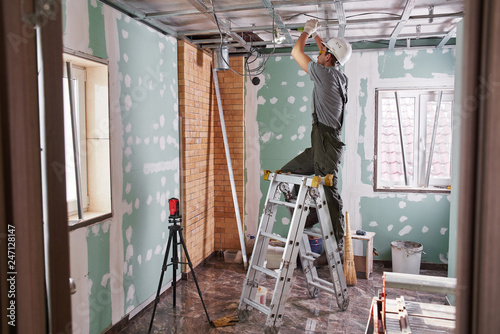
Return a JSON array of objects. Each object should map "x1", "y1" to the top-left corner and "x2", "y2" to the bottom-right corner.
[
  {"x1": 63, "y1": 53, "x2": 111, "y2": 227},
  {"x1": 374, "y1": 88, "x2": 454, "y2": 191}
]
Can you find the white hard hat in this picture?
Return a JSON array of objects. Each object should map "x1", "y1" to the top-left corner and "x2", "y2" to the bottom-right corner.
[{"x1": 322, "y1": 37, "x2": 352, "y2": 66}]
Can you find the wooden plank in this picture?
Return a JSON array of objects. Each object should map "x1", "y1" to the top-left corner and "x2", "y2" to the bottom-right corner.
[{"x1": 384, "y1": 272, "x2": 457, "y2": 295}]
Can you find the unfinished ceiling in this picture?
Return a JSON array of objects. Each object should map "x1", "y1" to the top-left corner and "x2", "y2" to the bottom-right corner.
[{"x1": 100, "y1": 0, "x2": 463, "y2": 54}]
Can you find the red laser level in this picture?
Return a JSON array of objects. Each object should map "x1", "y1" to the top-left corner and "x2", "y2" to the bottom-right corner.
[{"x1": 168, "y1": 198, "x2": 180, "y2": 217}]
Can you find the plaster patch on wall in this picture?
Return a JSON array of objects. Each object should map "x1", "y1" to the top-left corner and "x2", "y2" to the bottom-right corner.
[
  {"x1": 123, "y1": 53, "x2": 128, "y2": 62},
  {"x1": 422, "y1": 226, "x2": 429, "y2": 233},
  {"x1": 300, "y1": 106, "x2": 307, "y2": 112},
  {"x1": 261, "y1": 132, "x2": 273, "y2": 142},
  {"x1": 399, "y1": 201, "x2": 406, "y2": 209},
  {"x1": 388, "y1": 225, "x2": 393, "y2": 231},
  {"x1": 125, "y1": 183, "x2": 132, "y2": 194},
  {"x1": 298, "y1": 70, "x2": 307, "y2": 76},
  {"x1": 102, "y1": 221, "x2": 110, "y2": 233},
  {"x1": 403, "y1": 55, "x2": 414, "y2": 70},
  {"x1": 126, "y1": 285, "x2": 135, "y2": 302},
  {"x1": 144, "y1": 137, "x2": 150, "y2": 145},
  {"x1": 288, "y1": 96, "x2": 295, "y2": 104},
  {"x1": 126, "y1": 226, "x2": 132, "y2": 243},
  {"x1": 127, "y1": 265, "x2": 133, "y2": 276},
  {"x1": 92, "y1": 224, "x2": 100, "y2": 236},
  {"x1": 160, "y1": 136, "x2": 165, "y2": 150},
  {"x1": 161, "y1": 209, "x2": 166, "y2": 222},
  {"x1": 146, "y1": 195, "x2": 152, "y2": 205},
  {"x1": 281, "y1": 82, "x2": 287, "y2": 86},
  {"x1": 154, "y1": 245, "x2": 162, "y2": 254},
  {"x1": 137, "y1": 255, "x2": 142, "y2": 265},
  {"x1": 297, "y1": 82, "x2": 305, "y2": 87},
  {"x1": 282, "y1": 217, "x2": 289, "y2": 225},
  {"x1": 124, "y1": 146, "x2": 132, "y2": 157},
  {"x1": 303, "y1": 96, "x2": 308, "y2": 102},
  {"x1": 121, "y1": 29, "x2": 128, "y2": 39},
  {"x1": 270, "y1": 97, "x2": 278, "y2": 104},
  {"x1": 134, "y1": 199, "x2": 139, "y2": 209},
  {"x1": 398, "y1": 225, "x2": 412, "y2": 236},
  {"x1": 125, "y1": 244, "x2": 133, "y2": 261},
  {"x1": 122, "y1": 200, "x2": 132, "y2": 215},
  {"x1": 435, "y1": 195, "x2": 443, "y2": 201},
  {"x1": 407, "y1": 193, "x2": 426, "y2": 202},
  {"x1": 124, "y1": 74, "x2": 131, "y2": 87},
  {"x1": 143, "y1": 157, "x2": 179, "y2": 174},
  {"x1": 369, "y1": 221, "x2": 378, "y2": 227},
  {"x1": 125, "y1": 123, "x2": 132, "y2": 132},
  {"x1": 439, "y1": 253, "x2": 448, "y2": 264},
  {"x1": 275, "y1": 57, "x2": 282, "y2": 62},
  {"x1": 257, "y1": 96, "x2": 266, "y2": 104},
  {"x1": 276, "y1": 134, "x2": 282, "y2": 140},
  {"x1": 399, "y1": 216, "x2": 408, "y2": 223},
  {"x1": 440, "y1": 228, "x2": 448, "y2": 235},
  {"x1": 146, "y1": 249, "x2": 153, "y2": 261},
  {"x1": 101, "y1": 273, "x2": 111, "y2": 287}
]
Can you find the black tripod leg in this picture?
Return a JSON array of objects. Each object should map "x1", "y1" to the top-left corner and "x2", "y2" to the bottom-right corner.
[
  {"x1": 172, "y1": 226, "x2": 178, "y2": 308},
  {"x1": 178, "y1": 231, "x2": 212, "y2": 324},
  {"x1": 148, "y1": 227, "x2": 174, "y2": 333}
]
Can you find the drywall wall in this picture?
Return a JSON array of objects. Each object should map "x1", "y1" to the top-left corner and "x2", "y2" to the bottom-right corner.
[
  {"x1": 246, "y1": 48, "x2": 456, "y2": 264},
  {"x1": 64, "y1": 0, "x2": 178, "y2": 332}
]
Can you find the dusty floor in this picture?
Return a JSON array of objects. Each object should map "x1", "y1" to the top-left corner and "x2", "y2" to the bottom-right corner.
[{"x1": 119, "y1": 256, "x2": 450, "y2": 334}]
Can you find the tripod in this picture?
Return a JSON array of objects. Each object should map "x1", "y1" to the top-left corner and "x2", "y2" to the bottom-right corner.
[{"x1": 148, "y1": 214, "x2": 212, "y2": 332}]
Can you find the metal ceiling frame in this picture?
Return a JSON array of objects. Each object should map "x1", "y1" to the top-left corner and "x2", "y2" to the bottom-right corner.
[{"x1": 388, "y1": 0, "x2": 416, "y2": 50}]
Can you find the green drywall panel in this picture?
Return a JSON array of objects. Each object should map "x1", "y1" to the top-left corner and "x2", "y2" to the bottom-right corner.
[
  {"x1": 257, "y1": 56, "x2": 313, "y2": 238},
  {"x1": 359, "y1": 195, "x2": 450, "y2": 264},
  {"x1": 378, "y1": 49, "x2": 455, "y2": 79},
  {"x1": 116, "y1": 16, "x2": 178, "y2": 313},
  {"x1": 87, "y1": 223, "x2": 112, "y2": 334},
  {"x1": 87, "y1": 1, "x2": 107, "y2": 59}
]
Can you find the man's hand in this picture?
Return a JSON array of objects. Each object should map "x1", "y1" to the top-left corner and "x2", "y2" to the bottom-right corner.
[{"x1": 303, "y1": 19, "x2": 318, "y2": 37}]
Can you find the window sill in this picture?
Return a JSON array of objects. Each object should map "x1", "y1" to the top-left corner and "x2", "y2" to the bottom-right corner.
[
  {"x1": 374, "y1": 186, "x2": 451, "y2": 194},
  {"x1": 68, "y1": 211, "x2": 112, "y2": 231}
]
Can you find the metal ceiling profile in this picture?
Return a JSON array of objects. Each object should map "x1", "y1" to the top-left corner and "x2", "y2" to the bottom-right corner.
[{"x1": 99, "y1": 0, "x2": 464, "y2": 53}]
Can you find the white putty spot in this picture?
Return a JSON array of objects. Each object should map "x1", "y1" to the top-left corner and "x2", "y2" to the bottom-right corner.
[
  {"x1": 124, "y1": 74, "x2": 131, "y2": 87},
  {"x1": 298, "y1": 133, "x2": 304, "y2": 140},
  {"x1": 153, "y1": 136, "x2": 159, "y2": 144},
  {"x1": 127, "y1": 136, "x2": 133, "y2": 145},
  {"x1": 127, "y1": 265, "x2": 133, "y2": 276},
  {"x1": 276, "y1": 134, "x2": 282, "y2": 140},
  {"x1": 404, "y1": 55, "x2": 414, "y2": 70},
  {"x1": 101, "y1": 273, "x2": 110, "y2": 287},
  {"x1": 146, "y1": 249, "x2": 153, "y2": 261},
  {"x1": 398, "y1": 225, "x2": 412, "y2": 236},
  {"x1": 270, "y1": 97, "x2": 278, "y2": 104},
  {"x1": 161, "y1": 176, "x2": 166, "y2": 186},
  {"x1": 299, "y1": 105, "x2": 307, "y2": 112},
  {"x1": 122, "y1": 200, "x2": 133, "y2": 215},
  {"x1": 440, "y1": 228, "x2": 448, "y2": 235},
  {"x1": 369, "y1": 221, "x2": 378, "y2": 227},
  {"x1": 282, "y1": 217, "x2": 290, "y2": 225},
  {"x1": 297, "y1": 82, "x2": 305, "y2": 88},
  {"x1": 399, "y1": 201, "x2": 406, "y2": 209},
  {"x1": 302, "y1": 96, "x2": 308, "y2": 102},
  {"x1": 90, "y1": 0, "x2": 97, "y2": 7},
  {"x1": 123, "y1": 53, "x2": 128, "y2": 62},
  {"x1": 124, "y1": 95, "x2": 132, "y2": 111},
  {"x1": 275, "y1": 57, "x2": 281, "y2": 62},
  {"x1": 92, "y1": 225, "x2": 100, "y2": 236},
  {"x1": 160, "y1": 136, "x2": 166, "y2": 150},
  {"x1": 161, "y1": 210, "x2": 167, "y2": 222},
  {"x1": 125, "y1": 162, "x2": 132, "y2": 173},
  {"x1": 261, "y1": 132, "x2": 272, "y2": 143},
  {"x1": 379, "y1": 194, "x2": 388, "y2": 199},
  {"x1": 153, "y1": 123, "x2": 159, "y2": 130},
  {"x1": 159, "y1": 42, "x2": 164, "y2": 52},
  {"x1": 291, "y1": 134, "x2": 297, "y2": 141},
  {"x1": 167, "y1": 135, "x2": 179, "y2": 148},
  {"x1": 124, "y1": 146, "x2": 132, "y2": 157},
  {"x1": 144, "y1": 137, "x2": 150, "y2": 145},
  {"x1": 102, "y1": 221, "x2": 110, "y2": 233},
  {"x1": 138, "y1": 77, "x2": 142, "y2": 86},
  {"x1": 125, "y1": 123, "x2": 132, "y2": 133},
  {"x1": 136, "y1": 137, "x2": 142, "y2": 145},
  {"x1": 125, "y1": 244, "x2": 133, "y2": 261},
  {"x1": 257, "y1": 96, "x2": 266, "y2": 105},
  {"x1": 125, "y1": 183, "x2": 132, "y2": 194},
  {"x1": 137, "y1": 255, "x2": 142, "y2": 265},
  {"x1": 439, "y1": 253, "x2": 448, "y2": 264},
  {"x1": 134, "y1": 198, "x2": 139, "y2": 209},
  {"x1": 435, "y1": 195, "x2": 443, "y2": 201},
  {"x1": 399, "y1": 216, "x2": 408, "y2": 223},
  {"x1": 407, "y1": 193, "x2": 426, "y2": 202},
  {"x1": 288, "y1": 96, "x2": 295, "y2": 104},
  {"x1": 160, "y1": 193, "x2": 166, "y2": 207},
  {"x1": 155, "y1": 245, "x2": 162, "y2": 255},
  {"x1": 298, "y1": 70, "x2": 307, "y2": 76},
  {"x1": 387, "y1": 225, "x2": 393, "y2": 231},
  {"x1": 160, "y1": 114, "x2": 165, "y2": 127},
  {"x1": 298, "y1": 125, "x2": 306, "y2": 134},
  {"x1": 126, "y1": 226, "x2": 132, "y2": 243},
  {"x1": 422, "y1": 226, "x2": 429, "y2": 233},
  {"x1": 121, "y1": 29, "x2": 128, "y2": 39},
  {"x1": 126, "y1": 285, "x2": 135, "y2": 302},
  {"x1": 281, "y1": 82, "x2": 287, "y2": 86},
  {"x1": 143, "y1": 158, "x2": 179, "y2": 174},
  {"x1": 147, "y1": 195, "x2": 153, "y2": 205}
]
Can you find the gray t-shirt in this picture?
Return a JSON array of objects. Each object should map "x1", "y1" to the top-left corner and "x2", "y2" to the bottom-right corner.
[{"x1": 308, "y1": 61, "x2": 348, "y2": 130}]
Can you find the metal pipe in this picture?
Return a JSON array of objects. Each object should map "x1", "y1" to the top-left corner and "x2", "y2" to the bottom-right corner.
[
  {"x1": 425, "y1": 91, "x2": 443, "y2": 186},
  {"x1": 212, "y1": 67, "x2": 248, "y2": 269},
  {"x1": 66, "y1": 61, "x2": 84, "y2": 219},
  {"x1": 395, "y1": 92, "x2": 409, "y2": 186}
]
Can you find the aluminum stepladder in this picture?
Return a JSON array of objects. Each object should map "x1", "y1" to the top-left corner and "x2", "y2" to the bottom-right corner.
[{"x1": 238, "y1": 171, "x2": 349, "y2": 333}]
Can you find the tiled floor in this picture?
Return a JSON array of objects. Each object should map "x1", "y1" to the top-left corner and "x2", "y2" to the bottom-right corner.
[{"x1": 119, "y1": 256, "x2": 449, "y2": 334}]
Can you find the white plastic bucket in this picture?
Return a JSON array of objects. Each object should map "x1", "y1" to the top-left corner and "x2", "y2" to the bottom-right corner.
[{"x1": 391, "y1": 241, "x2": 423, "y2": 274}]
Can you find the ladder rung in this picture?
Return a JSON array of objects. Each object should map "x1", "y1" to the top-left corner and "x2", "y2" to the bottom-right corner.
[
  {"x1": 304, "y1": 229, "x2": 322, "y2": 238},
  {"x1": 268, "y1": 198, "x2": 296, "y2": 208},
  {"x1": 313, "y1": 277, "x2": 334, "y2": 289},
  {"x1": 301, "y1": 255, "x2": 316, "y2": 262},
  {"x1": 309, "y1": 280, "x2": 335, "y2": 295},
  {"x1": 252, "y1": 265, "x2": 279, "y2": 279},
  {"x1": 260, "y1": 231, "x2": 287, "y2": 244},
  {"x1": 243, "y1": 298, "x2": 271, "y2": 315}
]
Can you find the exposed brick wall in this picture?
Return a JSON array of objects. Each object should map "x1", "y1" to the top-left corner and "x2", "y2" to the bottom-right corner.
[{"x1": 178, "y1": 41, "x2": 245, "y2": 270}]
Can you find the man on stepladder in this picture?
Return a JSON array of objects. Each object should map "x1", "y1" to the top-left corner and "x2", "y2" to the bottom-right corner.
[{"x1": 281, "y1": 19, "x2": 352, "y2": 266}]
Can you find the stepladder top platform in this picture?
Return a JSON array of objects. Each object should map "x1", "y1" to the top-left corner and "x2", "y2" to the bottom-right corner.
[{"x1": 263, "y1": 170, "x2": 334, "y2": 187}]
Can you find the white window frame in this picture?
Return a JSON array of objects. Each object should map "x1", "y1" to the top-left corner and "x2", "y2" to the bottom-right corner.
[{"x1": 374, "y1": 88, "x2": 454, "y2": 192}]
